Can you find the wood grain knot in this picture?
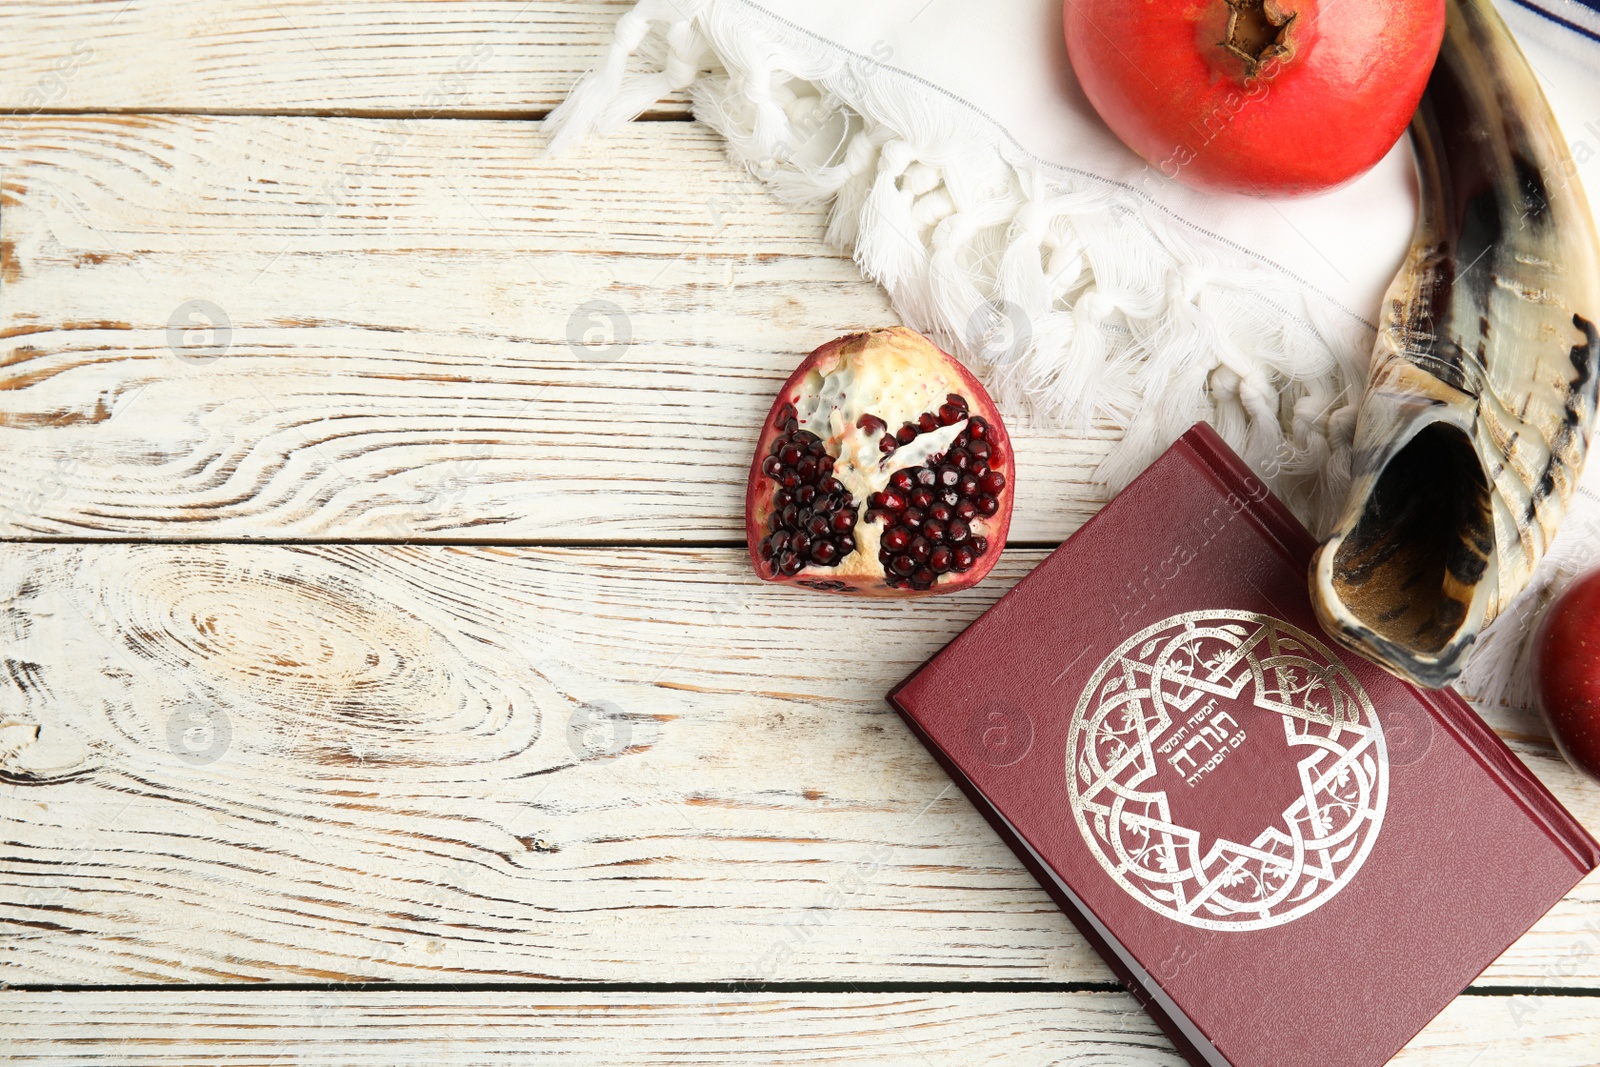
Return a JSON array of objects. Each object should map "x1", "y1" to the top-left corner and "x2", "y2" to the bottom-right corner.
[{"x1": 75, "y1": 549, "x2": 552, "y2": 772}]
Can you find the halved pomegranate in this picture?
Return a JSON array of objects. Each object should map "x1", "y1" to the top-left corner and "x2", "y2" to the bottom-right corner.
[{"x1": 746, "y1": 328, "x2": 1015, "y2": 596}]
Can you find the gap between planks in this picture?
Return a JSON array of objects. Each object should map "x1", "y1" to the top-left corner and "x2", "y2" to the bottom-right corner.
[
  {"x1": 6, "y1": 989, "x2": 1600, "y2": 1067},
  {"x1": 6, "y1": 980, "x2": 1600, "y2": 997},
  {"x1": 0, "y1": 108, "x2": 695, "y2": 121},
  {"x1": 0, "y1": 115, "x2": 1121, "y2": 544},
  {"x1": 2, "y1": 544, "x2": 1598, "y2": 987}
]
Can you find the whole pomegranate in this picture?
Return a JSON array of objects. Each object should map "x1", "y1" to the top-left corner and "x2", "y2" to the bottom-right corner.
[
  {"x1": 1064, "y1": 0, "x2": 1446, "y2": 196},
  {"x1": 746, "y1": 328, "x2": 1014, "y2": 596},
  {"x1": 1531, "y1": 567, "x2": 1600, "y2": 786}
]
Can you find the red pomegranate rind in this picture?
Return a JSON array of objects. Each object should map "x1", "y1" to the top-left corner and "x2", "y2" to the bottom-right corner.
[{"x1": 745, "y1": 327, "x2": 1015, "y2": 597}]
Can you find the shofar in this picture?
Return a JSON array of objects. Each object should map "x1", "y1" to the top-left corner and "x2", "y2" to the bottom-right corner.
[{"x1": 1310, "y1": 0, "x2": 1600, "y2": 689}]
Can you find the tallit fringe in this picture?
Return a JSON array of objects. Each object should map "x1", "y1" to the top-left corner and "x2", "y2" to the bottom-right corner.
[{"x1": 546, "y1": 0, "x2": 1374, "y2": 531}]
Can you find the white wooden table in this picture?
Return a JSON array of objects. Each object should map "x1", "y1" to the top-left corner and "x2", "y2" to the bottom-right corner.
[{"x1": 1, "y1": 4, "x2": 1598, "y2": 1063}]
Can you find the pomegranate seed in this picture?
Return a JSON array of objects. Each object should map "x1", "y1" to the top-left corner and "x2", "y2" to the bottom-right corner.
[
  {"x1": 987, "y1": 448, "x2": 1004, "y2": 467},
  {"x1": 937, "y1": 465, "x2": 960, "y2": 488},
  {"x1": 910, "y1": 489, "x2": 934, "y2": 510},
  {"x1": 762, "y1": 456, "x2": 783, "y2": 477},
  {"x1": 911, "y1": 567, "x2": 935, "y2": 589},
  {"x1": 949, "y1": 449, "x2": 970, "y2": 471},
  {"x1": 797, "y1": 457, "x2": 818, "y2": 482},
  {"x1": 831, "y1": 509, "x2": 855, "y2": 533},
  {"x1": 767, "y1": 512, "x2": 782, "y2": 532},
  {"x1": 956, "y1": 500, "x2": 977, "y2": 520},
  {"x1": 940, "y1": 488, "x2": 960, "y2": 507},
  {"x1": 777, "y1": 444, "x2": 800, "y2": 466},
  {"x1": 890, "y1": 554, "x2": 916, "y2": 576},
  {"x1": 968, "y1": 439, "x2": 991, "y2": 460},
  {"x1": 824, "y1": 478, "x2": 844, "y2": 495},
  {"x1": 946, "y1": 519, "x2": 970, "y2": 544},
  {"x1": 838, "y1": 534, "x2": 856, "y2": 555},
  {"x1": 958, "y1": 474, "x2": 979, "y2": 498},
  {"x1": 930, "y1": 503, "x2": 953, "y2": 523},
  {"x1": 908, "y1": 537, "x2": 931, "y2": 563},
  {"x1": 781, "y1": 470, "x2": 801, "y2": 489},
  {"x1": 791, "y1": 532, "x2": 811, "y2": 556},
  {"x1": 915, "y1": 468, "x2": 937, "y2": 488},
  {"x1": 794, "y1": 485, "x2": 815, "y2": 505},
  {"x1": 976, "y1": 495, "x2": 999, "y2": 517},
  {"x1": 880, "y1": 435, "x2": 899, "y2": 454},
  {"x1": 939, "y1": 403, "x2": 964, "y2": 425},
  {"x1": 818, "y1": 455, "x2": 835, "y2": 477},
  {"x1": 890, "y1": 470, "x2": 915, "y2": 493},
  {"x1": 923, "y1": 520, "x2": 946, "y2": 543},
  {"x1": 775, "y1": 488, "x2": 794, "y2": 509},
  {"x1": 782, "y1": 504, "x2": 799, "y2": 526},
  {"x1": 901, "y1": 508, "x2": 925, "y2": 530},
  {"x1": 771, "y1": 530, "x2": 791, "y2": 551},
  {"x1": 884, "y1": 527, "x2": 912, "y2": 552},
  {"x1": 967, "y1": 416, "x2": 988, "y2": 439},
  {"x1": 807, "y1": 514, "x2": 830, "y2": 538},
  {"x1": 865, "y1": 508, "x2": 892, "y2": 524},
  {"x1": 769, "y1": 436, "x2": 788, "y2": 456},
  {"x1": 971, "y1": 535, "x2": 989, "y2": 555},
  {"x1": 811, "y1": 541, "x2": 840, "y2": 565},
  {"x1": 867, "y1": 492, "x2": 885, "y2": 509},
  {"x1": 929, "y1": 452, "x2": 945, "y2": 466},
  {"x1": 947, "y1": 392, "x2": 968, "y2": 410},
  {"x1": 858, "y1": 413, "x2": 887, "y2": 435},
  {"x1": 980, "y1": 470, "x2": 1006, "y2": 494},
  {"x1": 880, "y1": 490, "x2": 907, "y2": 512},
  {"x1": 917, "y1": 412, "x2": 939, "y2": 433},
  {"x1": 970, "y1": 461, "x2": 989, "y2": 478},
  {"x1": 953, "y1": 546, "x2": 975, "y2": 571},
  {"x1": 759, "y1": 538, "x2": 776, "y2": 561},
  {"x1": 929, "y1": 545, "x2": 954, "y2": 573}
]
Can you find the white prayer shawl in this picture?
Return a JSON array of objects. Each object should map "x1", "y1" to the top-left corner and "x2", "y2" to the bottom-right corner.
[{"x1": 549, "y1": 0, "x2": 1600, "y2": 709}]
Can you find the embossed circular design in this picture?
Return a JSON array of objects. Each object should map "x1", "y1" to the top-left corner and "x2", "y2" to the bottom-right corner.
[{"x1": 1065, "y1": 610, "x2": 1388, "y2": 931}]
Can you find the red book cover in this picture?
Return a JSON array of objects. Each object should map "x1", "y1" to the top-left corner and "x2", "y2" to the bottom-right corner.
[{"x1": 889, "y1": 423, "x2": 1599, "y2": 1067}]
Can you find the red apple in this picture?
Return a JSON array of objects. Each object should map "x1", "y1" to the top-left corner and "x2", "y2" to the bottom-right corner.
[{"x1": 1531, "y1": 568, "x2": 1600, "y2": 785}]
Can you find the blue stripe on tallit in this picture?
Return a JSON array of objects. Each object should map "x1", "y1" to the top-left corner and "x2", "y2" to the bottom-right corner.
[{"x1": 1513, "y1": 0, "x2": 1600, "y2": 44}]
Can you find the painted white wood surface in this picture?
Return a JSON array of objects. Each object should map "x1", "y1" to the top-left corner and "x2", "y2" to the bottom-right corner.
[
  {"x1": 4, "y1": 989, "x2": 1599, "y2": 1067},
  {"x1": 2, "y1": 544, "x2": 1597, "y2": 989},
  {"x1": 0, "y1": 1, "x2": 689, "y2": 115},
  {"x1": 1, "y1": 2, "x2": 1598, "y2": 1063},
  {"x1": 0, "y1": 116, "x2": 1114, "y2": 542}
]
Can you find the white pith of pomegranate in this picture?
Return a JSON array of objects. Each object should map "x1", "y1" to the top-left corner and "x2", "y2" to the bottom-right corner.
[{"x1": 745, "y1": 328, "x2": 1015, "y2": 597}]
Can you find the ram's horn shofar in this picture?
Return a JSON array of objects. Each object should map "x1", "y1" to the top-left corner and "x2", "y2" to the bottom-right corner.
[{"x1": 1309, "y1": 0, "x2": 1600, "y2": 689}]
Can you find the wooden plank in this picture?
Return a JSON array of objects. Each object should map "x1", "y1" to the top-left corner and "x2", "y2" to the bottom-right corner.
[
  {"x1": 0, "y1": 2, "x2": 690, "y2": 115},
  {"x1": 0, "y1": 115, "x2": 1115, "y2": 542},
  {"x1": 2, "y1": 544, "x2": 1596, "y2": 986},
  {"x1": 3, "y1": 989, "x2": 1598, "y2": 1066}
]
